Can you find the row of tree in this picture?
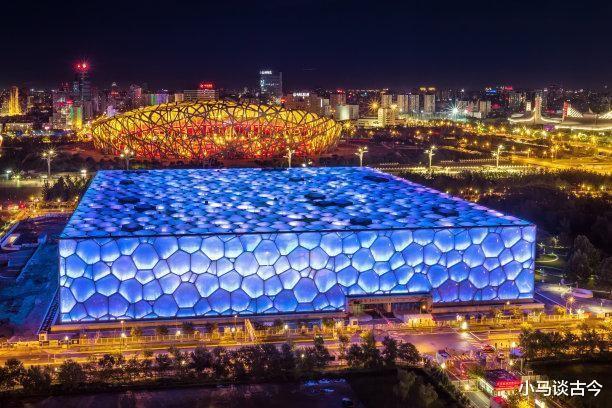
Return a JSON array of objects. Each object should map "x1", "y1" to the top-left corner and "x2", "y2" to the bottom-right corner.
[
  {"x1": 404, "y1": 169, "x2": 610, "y2": 249},
  {"x1": 519, "y1": 325, "x2": 610, "y2": 360},
  {"x1": 0, "y1": 332, "x2": 421, "y2": 396},
  {"x1": 41, "y1": 176, "x2": 89, "y2": 203},
  {"x1": 566, "y1": 235, "x2": 611, "y2": 286}
]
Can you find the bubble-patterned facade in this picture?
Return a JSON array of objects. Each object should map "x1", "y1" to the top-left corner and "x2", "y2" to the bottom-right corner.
[{"x1": 58, "y1": 168, "x2": 535, "y2": 322}]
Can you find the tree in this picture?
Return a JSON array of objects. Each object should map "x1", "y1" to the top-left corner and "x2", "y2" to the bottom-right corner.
[
  {"x1": 398, "y1": 342, "x2": 420, "y2": 365},
  {"x1": 312, "y1": 335, "x2": 332, "y2": 368},
  {"x1": 467, "y1": 364, "x2": 485, "y2": 379},
  {"x1": 155, "y1": 353, "x2": 172, "y2": 373},
  {"x1": 360, "y1": 330, "x2": 382, "y2": 369},
  {"x1": 211, "y1": 347, "x2": 230, "y2": 378},
  {"x1": 382, "y1": 336, "x2": 399, "y2": 367},
  {"x1": 125, "y1": 356, "x2": 141, "y2": 381},
  {"x1": 229, "y1": 350, "x2": 248, "y2": 381},
  {"x1": 295, "y1": 347, "x2": 318, "y2": 373},
  {"x1": 280, "y1": 342, "x2": 296, "y2": 373},
  {"x1": 338, "y1": 333, "x2": 350, "y2": 362},
  {"x1": 506, "y1": 391, "x2": 531, "y2": 408},
  {"x1": 140, "y1": 357, "x2": 154, "y2": 379},
  {"x1": 259, "y1": 343, "x2": 282, "y2": 376},
  {"x1": 20, "y1": 365, "x2": 53, "y2": 394},
  {"x1": 272, "y1": 319, "x2": 284, "y2": 331},
  {"x1": 566, "y1": 235, "x2": 601, "y2": 283},
  {"x1": 417, "y1": 383, "x2": 438, "y2": 408},
  {"x1": 394, "y1": 368, "x2": 417, "y2": 402},
  {"x1": 156, "y1": 325, "x2": 169, "y2": 336},
  {"x1": 57, "y1": 360, "x2": 86, "y2": 391},
  {"x1": 181, "y1": 321, "x2": 195, "y2": 335},
  {"x1": 97, "y1": 354, "x2": 119, "y2": 382},
  {"x1": 597, "y1": 257, "x2": 612, "y2": 285},
  {"x1": 168, "y1": 345, "x2": 188, "y2": 374},
  {"x1": 0, "y1": 358, "x2": 25, "y2": 390},
  {"x1": 321, "y1": 318, "x2": 335, "y2": 329},
  {"x1": 346, "y1": 344, "x2": 364, "y2": 368},
  {"x1": 130, "y1": 326, "x2": 143, "y2": 338},
  {"x1": 190, "y1": 346, "x2": 213, "y2": 375}
]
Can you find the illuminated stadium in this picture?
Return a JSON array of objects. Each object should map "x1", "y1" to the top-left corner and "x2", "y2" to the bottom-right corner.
[
  {"x1": 58, "y1": 167, "x2": 535, "y2": 323},
  {"x1": 89, "y1": 101, "x2": 341, "y2": 161}
]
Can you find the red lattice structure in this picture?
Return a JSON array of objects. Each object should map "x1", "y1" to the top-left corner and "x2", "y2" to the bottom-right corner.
[{"x1": 89, "y1": 101, "x2": 341, "y2": 161}]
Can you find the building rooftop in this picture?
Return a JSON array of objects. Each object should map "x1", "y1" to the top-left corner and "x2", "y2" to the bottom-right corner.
[
  {"x1": 484, "y1": 369, "x2": 521, "y2": 388},
  {"x1": 61, "y1": 167, "x2": 530, "y2": 239}
]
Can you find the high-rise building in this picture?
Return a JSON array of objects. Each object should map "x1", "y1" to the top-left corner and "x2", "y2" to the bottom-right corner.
[
  {"x1": 377, "y1": 106, "x2": 398, "y2": 127},
  {"x1": 143, "y1": 92, "x2": 170, "y2": 105},
  {"x1": 508, "y1": 91, "x2": 525, "y2": 110},
  {"x1": 184, "y1": 83, "x2": 219, "y2": 102},
  {"x1": 478, "y1": 100, "x2": 492, "y2": 117},
  {"x1": 396, "y1": 94, "x2": 410, "y2": 113},
  {"x1": 259, "y1": 70, "x2": 283, "y2": 103},
  {"x1": 284, "y1": 92, "x2": 330, "y2": 116},
  {"x1": 408, "y1": 94, "x2": 420, "y2": 114},
  {"x1": 333, "y1": 104, "x2": 359, "y2": 121},
  {"x1": 423, "y1": 94, "x2": 436, "y2": 114},
  {"x1": 380, "y1": 93, "x2": 393, "y2": 108},
  {"x1": 51, "y1": 84, "x2": 82, "y2": 130},
  {"x1": 128, "y1": 85, "x2": 143, "y2": 108},
  {"x1": 329, "y1": 90, "x2": 346, "y2": 109},
  {"x1": 73, "y1": 62, "x2": 93, "y2": 121}
]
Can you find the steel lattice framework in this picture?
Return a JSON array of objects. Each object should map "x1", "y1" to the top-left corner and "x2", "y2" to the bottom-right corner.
[{"x1": 90, "y1": 101, "x2": 341, "y2": 160}]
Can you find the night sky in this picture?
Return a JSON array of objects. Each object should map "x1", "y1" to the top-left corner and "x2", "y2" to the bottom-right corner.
[{"x1": 2, "y1": 0, "x2": 611, "y2": 91}]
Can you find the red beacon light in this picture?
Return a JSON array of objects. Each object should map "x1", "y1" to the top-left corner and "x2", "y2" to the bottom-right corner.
[{"x1": 76, "y1": 62, "x2": 89, "y2": 72}]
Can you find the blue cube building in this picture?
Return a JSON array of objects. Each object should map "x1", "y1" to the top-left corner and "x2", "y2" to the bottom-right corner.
[{"x1": 58, "y1": 167, "x2": 535, "y2": 323}]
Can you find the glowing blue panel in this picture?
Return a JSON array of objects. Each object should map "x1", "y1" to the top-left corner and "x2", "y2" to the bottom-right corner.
[{"x1": 58, "y1": 168, "x2": 535, "y2": 322}]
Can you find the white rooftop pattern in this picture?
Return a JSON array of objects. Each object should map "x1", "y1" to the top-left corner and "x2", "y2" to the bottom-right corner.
[{"x1": 61, "y1": 167, "x2": 530, "y2": 239}]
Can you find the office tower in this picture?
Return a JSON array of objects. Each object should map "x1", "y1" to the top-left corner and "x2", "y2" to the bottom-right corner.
[
  {"x1": 329, "y1": 90, "x2": 346, "y2": 109},
  {"x1": 73, "y1": 62, "x2": 93, "y2": 121},
  {"x1": 184, "y1": 83, "x2": 219, "y2": 102},
  {"x1": 259, "y1": 70, "x2": 283, "y2": 102}
]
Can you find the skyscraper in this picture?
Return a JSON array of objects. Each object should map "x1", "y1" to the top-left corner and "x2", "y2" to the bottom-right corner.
[
  {"x1": 259, "y1": 70, "x2": 282, "y2": 103},
  {"x1": 8, "y1": 86, "x2": 22, "y2": 116},
  {"x1": 184, "y1": 82, "x2": 219, "y2": 102},
  {"x1": 423, "y1": 94, "x2": 436, "y2": 114},
  {"x1": 408, "y1": 94, "x2": 420, "y2": 114},
  {"x1": 73, "y1": 62, "x2": 93, "y2": 121},
  {"x1": 396, "y1": 94, "x2": 409, "y2": 113}
]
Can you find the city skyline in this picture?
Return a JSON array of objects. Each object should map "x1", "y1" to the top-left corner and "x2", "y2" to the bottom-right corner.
[{"x1": 1, "y1": 0, "x2": 611, "y2": 90}]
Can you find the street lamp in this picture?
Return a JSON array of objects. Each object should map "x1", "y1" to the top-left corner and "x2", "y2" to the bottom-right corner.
[
  {"x1": 284, "y1": 148, "x2": 295, "y2": 169},
  {"x1": 492, "y1": 144, "x2": 504, "y2": 168},
  {"x1": 424, "y1": 145, "x2": 436, "y2": 171},
  {"x1": 355, "y1": 146, "x2": 368, "y2": 167},
  {"x1": 41, "y1": 149, "x2": 56, "y2": 177},
  {"x1": 120, "y1": 148, "x2": 134, "y2": 170}
]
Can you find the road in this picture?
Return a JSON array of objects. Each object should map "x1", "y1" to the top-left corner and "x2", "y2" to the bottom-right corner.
[{"x1": 0, "y1": 317, "x2": 588, "y2": 366}]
